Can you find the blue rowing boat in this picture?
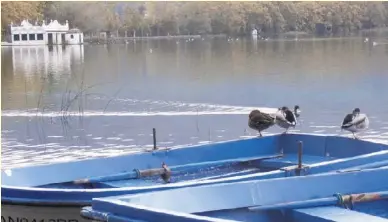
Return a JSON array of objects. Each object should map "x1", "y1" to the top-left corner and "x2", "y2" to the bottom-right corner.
[
  {"x1": 2, "y1": 133, "x2": 388, "y2": 222},
  {"x1": 81, "y1": 167, "x2": 388, "y2": 222}
]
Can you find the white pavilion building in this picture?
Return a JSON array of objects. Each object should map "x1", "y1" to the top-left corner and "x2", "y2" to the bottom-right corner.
[{"x1": 8, "y1": 19, "x2": 83, "y2": 46}]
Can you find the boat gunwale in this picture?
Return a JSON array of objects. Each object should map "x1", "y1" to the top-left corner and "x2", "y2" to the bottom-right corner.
[{"x1": 3, "y1": 166, "x2": 388, "y2": 206}]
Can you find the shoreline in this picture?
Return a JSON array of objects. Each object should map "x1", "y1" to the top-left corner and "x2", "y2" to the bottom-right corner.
[
  {"x1": 2, "y1": 35, "x2": 386, "y2": 47},
  {"x1": 82, "y1": 35, "x2": 367, "y2": 45},
  {"x1": 82, "y1": 34, "x2": 224, "y2": 44}
]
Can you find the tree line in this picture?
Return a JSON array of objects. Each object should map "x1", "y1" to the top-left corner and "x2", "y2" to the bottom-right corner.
[{"x1": 2, "y1": 1, "x2": 388, "y2": 37}]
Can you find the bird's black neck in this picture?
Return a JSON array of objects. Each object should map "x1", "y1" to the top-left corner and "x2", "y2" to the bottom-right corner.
[{"x1": 284, "y1": 110, "x2": 295, "y2": 123}]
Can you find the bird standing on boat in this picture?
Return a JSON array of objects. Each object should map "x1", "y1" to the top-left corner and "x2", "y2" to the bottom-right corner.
[
  {"x1": 341, "y1": 108, "x2": 369, "y2": 139},
  {"x1": 248, "y1": 110, "x2": 275, "y2": 137},
  {"x1": 278, "y1": 105, "x2": 301, "y2": 118},
  {"x1": 274, "y1": 106, "x2": 297, "y2": 133}
]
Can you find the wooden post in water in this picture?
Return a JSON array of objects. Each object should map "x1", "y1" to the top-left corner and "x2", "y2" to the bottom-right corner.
[
  {"x1": 298, "y1": 141, "x2": 303, "y2": 170},
  {"x1": 153, "y1": 128, "x2": 157, "y2": 150}
]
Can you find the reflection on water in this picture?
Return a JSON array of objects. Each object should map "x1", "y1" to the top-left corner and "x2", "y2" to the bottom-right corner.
[
  {"x1": 11, "y1": 45, "x2": 84, "y2": 77},
  {"x1": 1, "y1": 45, "x2": 85, "y2": 111},
  {"x1": 2, "y1": 38, "x2": 388, "y2": 168}
]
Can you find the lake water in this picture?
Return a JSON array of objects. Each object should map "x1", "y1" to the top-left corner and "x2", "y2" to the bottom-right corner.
[{"x1": 2, "y1": 37, "x2": 388, "y2": 168}]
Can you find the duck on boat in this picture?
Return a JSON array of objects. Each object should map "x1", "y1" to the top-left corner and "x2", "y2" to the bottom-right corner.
[
  {"x1": 248, "y1": 105, "x2": 301, "y2": 136},
  {"x1": 277, "y1": 105, "x2": 301, "y2": 118},
  {"x1": 341, "y1": 108, "x2": 369, "y2": 139},
  {"x1": 248, "y1": 110, "x2": 275, "y2": 137},
  {"x1": 274, "y1": 106, "x2": 297, "y2": 133}
]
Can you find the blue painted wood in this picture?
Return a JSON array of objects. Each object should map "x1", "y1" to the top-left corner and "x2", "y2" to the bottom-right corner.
[
  {"x1": 82, "y1": 168, "x2": 388, "y2": 222},
  {"x1": 102, "y1": 168, "x2": 388, "y2": 213},
  {"x1": 337, "y1": 160, "x2": 388, "y2": 172},
  {"x1": 293, "y1": 206, "x2": 388, "y2": 222},
  {"x1": 259, "y1": 154, "x2": 336, "y2": 169},
  {"x1": 279, "y1": 134, "x2": 327, "y2": 156},
  {"x1": 325, "y1": 136, "x2": 386, "y2": 158},
  {"x1": 306, "y1": 150, "x2": 388, "y2": 174}
]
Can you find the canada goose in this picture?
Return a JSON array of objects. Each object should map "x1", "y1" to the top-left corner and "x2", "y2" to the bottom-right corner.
[
  {"x1": 248, "y1": 110, "x2": 275, "y2": 137},
  {"x1": 341, "y1": 108, "x2": 369, "y2": 139},
  {"x1": 274, "y1": 106, "x2": 297, "y2": 133}
]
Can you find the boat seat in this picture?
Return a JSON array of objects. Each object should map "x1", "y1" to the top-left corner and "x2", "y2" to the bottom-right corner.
[{"x1": 259, "y1": 154, "x2": 337, "y2": 169}]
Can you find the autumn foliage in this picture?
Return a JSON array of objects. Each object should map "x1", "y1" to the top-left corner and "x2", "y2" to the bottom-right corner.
[{"x1": 2, "y1": 1, "x2": 388, "y2": 36}]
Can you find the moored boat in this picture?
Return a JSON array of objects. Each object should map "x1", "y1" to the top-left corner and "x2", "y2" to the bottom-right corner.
[
  {"x1": 2, "y1": 133, "x2": 388, "y2": 222},
  {"x1": 81, "y1": 167, "x2": 388, "y2": 222}
]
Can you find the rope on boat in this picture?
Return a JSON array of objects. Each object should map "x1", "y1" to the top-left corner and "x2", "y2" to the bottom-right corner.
[
  {"x1": 74, "y1": 162, "x2": 171, "y2": 184},
  {"x1": 337, "y1": 192, "x2": 387, "y2": 210},
  {"x1": 80, "y1": 207, "x2": 110, "y2": 221}
]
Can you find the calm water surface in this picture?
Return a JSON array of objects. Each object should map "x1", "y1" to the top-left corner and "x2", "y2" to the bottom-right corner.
[{"x1": 2, "y1": 37, "x2": 388, "y2": 168}]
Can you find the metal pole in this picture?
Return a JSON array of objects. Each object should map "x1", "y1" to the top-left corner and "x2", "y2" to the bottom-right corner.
[
  {"x1": 153, "y1": 128, "x2": 157, "y2": 150},
  {"x1": 249, "y1": 191, "x2": 388, "y2": 211}
]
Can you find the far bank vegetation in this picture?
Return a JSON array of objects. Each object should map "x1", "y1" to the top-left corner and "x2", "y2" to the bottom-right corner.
[{"x1": 2, "y1": 1, "x2": 388, "y2": 37}]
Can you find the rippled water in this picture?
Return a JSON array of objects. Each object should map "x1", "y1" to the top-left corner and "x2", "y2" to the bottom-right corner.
[{"x1": 2, "y1": 37, "x2": 388, "y2": 169}]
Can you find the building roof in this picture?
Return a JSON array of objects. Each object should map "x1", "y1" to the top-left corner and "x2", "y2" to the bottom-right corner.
[{"x1": 10, "y1": 19, "x2": 69, "y2": 33}]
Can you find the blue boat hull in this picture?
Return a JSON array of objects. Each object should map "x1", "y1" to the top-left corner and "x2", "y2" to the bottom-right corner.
[
  {"x1": 2, "y1": 134, "x2": 388, "y2": 222},
  {"x1": 81, "y1": 168, "x2": 388, "y2": 222},
  {"x1": 1, "y1": 204, "x2": 88, "y2": 222}
]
